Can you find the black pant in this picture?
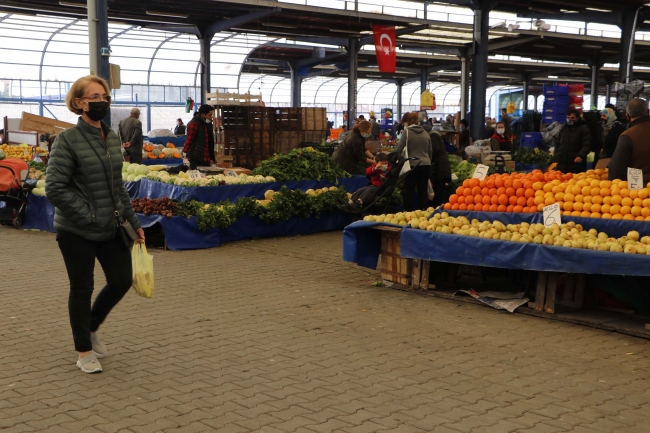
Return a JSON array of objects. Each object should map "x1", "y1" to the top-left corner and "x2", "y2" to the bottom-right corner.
[
  {"x1": 352, "y1": 185, "x2": 380, "y2": 204},
  {"x1": 432, "y1": 180, "x2": 450, "y2": 208},
  {"x1": 189, "y1": 159, "x2": 204, "y2": 170},
  {"x1": 56, "y1": 230, "x2": 133, "y2": 352},
  {"x1": 126, "y1": 149, "x2": 142, "y2": 164},
  {"x1": 403, "y1": 165, "x2": 431, "y2": 211}
]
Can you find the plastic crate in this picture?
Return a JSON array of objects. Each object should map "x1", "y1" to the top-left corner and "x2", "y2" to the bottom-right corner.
[
  {"x1": 570, "y1": 95, "x2": 584, "y2": 104},
  {"x1": 521, "y1": 132, "x2": 542, "y2": 143},
  {"x1": 568, "y1": 84, "x2": 585, "y2": 95},
  {"x1": 543, "y1": 113, "x2": 566, "y2": 124},
  {"x1": 543, "y1": 84, "x2": 569, "y2": 96},
  {"x1": 544, "y1": 95, "x2": 570, "y2": 104},
  {"x1": 543, "y1": 102, "x2": 570, "y2": 114}
]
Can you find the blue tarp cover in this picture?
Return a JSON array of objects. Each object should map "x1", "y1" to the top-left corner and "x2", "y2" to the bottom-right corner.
[
  {"x1": 342, "y1": 214, "x2": 650, "y2": 276},
  {"x1": 137, "y1": 176, "x2": 369, "y2": 203}
]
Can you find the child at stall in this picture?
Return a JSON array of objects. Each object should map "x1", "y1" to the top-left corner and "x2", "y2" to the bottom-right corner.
[{"x1": 339, "y1": 152, "x2": 392, "y2": 212}]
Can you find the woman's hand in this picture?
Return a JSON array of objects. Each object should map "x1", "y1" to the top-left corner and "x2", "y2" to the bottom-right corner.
[{"x1": 136, "y1": 228, "x2": 145, "y2": 244}]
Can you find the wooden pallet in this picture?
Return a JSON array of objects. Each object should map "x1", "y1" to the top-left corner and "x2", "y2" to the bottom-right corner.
[
  {"x1": 301, "y1": 108, "x2": 327, "y2": 131},
  {"x1": 275, "y1": 108, "x2": 301, "y2": 131},
  {"x1": 377, "y1": 226, "x2": 412, "y2": 286},
  {"x1": 207, "y1": 91, "x2": 263, "y2": 106},
  {"x1": 20, "y1": 112, "x2": 74, "y2": 136},
  {"x1": 275, "y1": 131, "x2": 301, "y2": 154}
]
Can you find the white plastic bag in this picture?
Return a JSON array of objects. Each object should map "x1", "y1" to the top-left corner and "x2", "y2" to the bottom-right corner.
[
  {"x1": 399, "y1": 128, "x2": 411, "y2": 177},
  {"x1": 132, "y1": 243, "x2": 154, "y2": 298}
]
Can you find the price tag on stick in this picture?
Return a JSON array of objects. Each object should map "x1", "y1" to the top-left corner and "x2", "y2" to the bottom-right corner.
[
  {"x1": 187, "y1": 170, "x2": 201, "y2": 180},
  {"x1": 225, "y1": 170, "x2": 239, "y2": 178},
  {"x1": 472, "y1": 164, "x2": 489, "y2": 180},
  {"x1": 628, "y1": 167, "x2": 643, "y2": 191},
  {"x1": 543, "y1": 203, "x2": 562, "y2": 228}
]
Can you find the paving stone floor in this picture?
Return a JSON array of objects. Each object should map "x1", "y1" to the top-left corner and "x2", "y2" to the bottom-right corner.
[{"x1": 1, "y1": 227, "x2": 649, "y2": 433}]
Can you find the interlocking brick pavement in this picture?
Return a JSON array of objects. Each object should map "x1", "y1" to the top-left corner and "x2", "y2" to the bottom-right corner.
[{"x1": 1, "y1": 227, "x2": 650, "y2": 432}]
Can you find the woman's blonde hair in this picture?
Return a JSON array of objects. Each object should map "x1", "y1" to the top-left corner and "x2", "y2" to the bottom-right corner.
[{"x1": 66, "y1": 75, "x2": 111, "y2": 115}]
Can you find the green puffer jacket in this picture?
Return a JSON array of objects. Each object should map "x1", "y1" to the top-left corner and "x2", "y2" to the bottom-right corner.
[{"x1": 46, "y1": 118, "x2": 141, "y2": 241}]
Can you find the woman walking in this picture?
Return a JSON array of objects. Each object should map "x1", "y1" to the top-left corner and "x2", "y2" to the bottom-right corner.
[
  {"x1": 46, "y1": 75, "x2": 145, "y2": 374},
  {"x1": 395, "y1": 112, "x2": 433, "y2": 210}
]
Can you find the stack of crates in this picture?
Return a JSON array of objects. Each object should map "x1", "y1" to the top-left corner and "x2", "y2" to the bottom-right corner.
[
  {"x1": 542, "y1": 84, "x2": 570, "y2": 124},
  {"x1": 568, "y1": 84, "x2": 585, "y2": 112},
  {"x1": 520, "y1": 132, "x2": 542, "y2": 149}
]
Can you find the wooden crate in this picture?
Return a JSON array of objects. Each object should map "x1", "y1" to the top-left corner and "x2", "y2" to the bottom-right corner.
[
  {"x1": 249, "y1": 107, "x2": 274, "y2": 131},
  {"x1": 20, "y1": 112, "x2": 74, "y2": 136},
  {"x1": 217, "y1": 106, "x2": 249, "y2": 131},
  {"x1": 275, "y1": 108, "x2": 301, "y2": 131},
  {"x1": 207, "y1": 91, "x2": 263, "y2": 106},
  {"x1": 302, "y1": 130, "x2": 327, "y2": 144},
  {"x1": 377, "y1": 226, "x2": 412, "y2": 285},
  {"x1": 301, "y1": 108, "x2": 327, "y2": 131},
  {"x1": 275, "y1": 131, "x2": 301, "y2": 154}
]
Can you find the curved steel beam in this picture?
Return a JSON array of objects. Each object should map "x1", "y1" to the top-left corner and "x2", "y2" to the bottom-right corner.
[{"x1": 109, "y1": 25, "x2": 136, "y2": 43}]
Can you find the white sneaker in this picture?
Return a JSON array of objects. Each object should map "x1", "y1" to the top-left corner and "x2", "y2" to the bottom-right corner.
[
  {"x1": 90, "y1": 333, "x2": 108, "y2": 358},
  {"x1": 77, "y1": 352, "x2": 102, "y2": 374}
]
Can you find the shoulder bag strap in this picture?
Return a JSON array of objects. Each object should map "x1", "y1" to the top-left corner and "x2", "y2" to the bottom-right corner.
[{"x1": 76, "y1": 127, "x2": 121, "y2": 225}]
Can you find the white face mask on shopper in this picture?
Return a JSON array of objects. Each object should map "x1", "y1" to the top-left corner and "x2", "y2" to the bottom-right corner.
[{"x1": 497, "y1": 128, "x2": 505, "y2": 135}]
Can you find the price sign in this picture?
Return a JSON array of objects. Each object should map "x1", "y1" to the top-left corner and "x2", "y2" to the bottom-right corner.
[
  {"x1": 628, "y1": 167, "x2": 643, "y2": 191},
  {"x1": 471, "y1": 164, "x2": 489, "y2": 180},
  {"x1": 225, "y1": 170, "x2": 239, "y2": 178},
  {"x1": 543, "y1": 203, "x2": 562, "y2": 228},
  {"x1": 187, "y1": 170, "x2": 201, "y2": 180}
]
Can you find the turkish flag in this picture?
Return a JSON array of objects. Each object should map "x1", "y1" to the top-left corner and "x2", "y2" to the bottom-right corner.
[{"x1": 372, "y1": 25, "x2": 396, "y2": 73}]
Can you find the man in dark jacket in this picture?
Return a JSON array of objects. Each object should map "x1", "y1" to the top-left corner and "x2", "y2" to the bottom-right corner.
[
  {"x1": 609, "y1": 99, "x2": 650, "y2": 184},
  {"x1": 183, "y1": 105, "x2": 215, "y2": 169},
  {"x1": 553, "y1": 110, "x2": 591, "y2": 173},
  {"x1": 370, "y1": 116, "x2": 381, "y2": 139},
  {"x1": 118, "y1": 107, "x2": 143, "y2": 164},
  {"x1": 430, "y1": 130, "x2": 451, "y2": 207}
]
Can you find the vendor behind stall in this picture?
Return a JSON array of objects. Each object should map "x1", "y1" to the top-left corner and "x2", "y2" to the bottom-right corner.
[
  {"x1": 183, "y1": 105, "x2": 216, "y2": 170},
  {"x1": 332, "y1": 120, "x2": 375, "y2": 175},
  {"x1": 490, "y1": 122, "x2": 513, "y2": 152}
]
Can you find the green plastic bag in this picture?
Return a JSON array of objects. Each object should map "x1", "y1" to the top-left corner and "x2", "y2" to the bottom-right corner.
[{"x1": 132, "y1": 243, "x2": 154, "y2": 298}]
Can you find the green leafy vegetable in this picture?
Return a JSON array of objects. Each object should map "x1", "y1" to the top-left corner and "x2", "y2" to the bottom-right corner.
[{"x1": 252, "y1": 147, "x2": 350, "y2": 182}]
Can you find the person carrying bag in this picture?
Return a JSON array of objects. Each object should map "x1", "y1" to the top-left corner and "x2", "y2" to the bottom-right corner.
[
  {"x1": 46, "y1": 75, "x2": 145, "y2": 374},
  {"x1": 394, "y1": 112, "x2": 433, "y2": 211}
]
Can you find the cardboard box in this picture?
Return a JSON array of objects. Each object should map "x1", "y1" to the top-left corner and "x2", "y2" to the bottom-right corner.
[{"x1": 595, "y1": 158, "x2": 610, "y2": 169}]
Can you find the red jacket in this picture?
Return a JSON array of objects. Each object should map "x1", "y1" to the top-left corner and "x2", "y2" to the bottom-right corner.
[{"x1": 366, "y1": 162, "x2": 391, "y2": 187}]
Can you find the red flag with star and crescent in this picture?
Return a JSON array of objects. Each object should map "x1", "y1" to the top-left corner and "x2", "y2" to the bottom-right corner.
[{"x1": 372, "y1": 25, "x2": 396, "y2": 73}]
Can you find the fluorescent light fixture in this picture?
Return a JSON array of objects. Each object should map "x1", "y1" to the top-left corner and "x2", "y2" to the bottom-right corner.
[
  {"x1": 59, "y1": 1, "x2": 86, "y2": 7},
  {"x1": 262, "y1": 23, "x2": 297, "y2": 29},
  {"x1": 257, "y1": 67, "x2": 279, "y2": 71},
  {"x1": 533, "y1": 44, "x2": 554, "y2": 49},
  {"x1": 586, "y1": 7, "x2": 612, "y2": 12},
  {"x1": 366, "y1": 74, "x2": 383, "y2": 78},
  {"x1": 499, "y1": 67, "x2": 516, "y2": 71},
  {"x1": 146, "y1": 11, "x2": 189, "y2": 19},
  {"x1": 330, "y1": 29, "x2": 358, "y2": 34},
  {"x1": 525, "y1": 69, "x2": 540, "y2": 72},
  {"x1": 582, "y1": 44, "x2": 602, "y2": 49},
  {"x1": 548, "y1": 75, "x2": 558, "y2": 78}
]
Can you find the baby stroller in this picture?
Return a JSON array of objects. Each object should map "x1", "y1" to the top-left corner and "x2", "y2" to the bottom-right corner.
[
  {"x1": 340, "y1": 151, "x2": 420, "y2": 215},
  {"x1": 0, "y1": 158, "x2": 31, "y2": 229}
]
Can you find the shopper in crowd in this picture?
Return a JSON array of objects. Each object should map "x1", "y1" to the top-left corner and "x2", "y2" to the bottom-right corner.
[
  {"x1": 0, "y1": 128, "x2": 4, "y2": 144},
  {"x1": 609, "y1": 99, "x2": 650, "y2": 184},
  {"x1": 331, "y1": 120, "x2": 375, "y2": 175},
  {"x1": 183, "y1": 104, "x2": 216, "y2": 169},
  {"x1": 370, "y1": 116, "x2": 380, "y2": 140},
  {"x1": 601, "y1": 108, "x2": 626, "y2": 158},
  {"x1": 500, "y1": 108, "x2": 512, "y2": 136},
  {"x1": 485, "y1": 119, "x2": 496, "y2": 139},
  {"x1": 47, "y1": 135, "x2": 57, "y2": 154},
  {"x1": 429, "y1": 129, "x2": 451, "y2": 207},
  {"x1": 490, "y1": 122, "x2": 513, "y2": 152},
  {"x1": 553, "y1": 109, "x2": 592, "y2": 174},
  {"x1": 420, "y1": 116, "x2": 433, "y2": 132},
  {"x1": 326, "y1": 118, "x2": 334, "y2": 138},
  {"x1": 174, "y1": 118, "x2": 186, "y2": 135},
  {"x1": 395, "y1": 112, "x2": 433, "y2": 211},
  {"x1": 458, "y1": 119, "x2": 471, "y2": 155},
  {"x1": 118, "y1": 107, "x2": 143, "y2": 164},
  {"x1": 340, "y1": 152, "x2": 392, "y2": 212},
  {"x1": 339, "y1": 124, "x2": 349, "y2": 141},
  {"x1": 46, "y1": 75, "x2": 144, "y2": 374},
  {"x1": 358, "y1": 115, "x2": 365, "y2": 121}
]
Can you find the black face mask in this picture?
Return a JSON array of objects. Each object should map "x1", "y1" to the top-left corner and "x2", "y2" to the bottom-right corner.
[{"x1": 84, "y1": 101, "x2": 109, "y2": 121}]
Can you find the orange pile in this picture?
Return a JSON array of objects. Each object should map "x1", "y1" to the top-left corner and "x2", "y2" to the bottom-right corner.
[{"x1": 444, "y1": 169, "x2": 614, "y2": 217}]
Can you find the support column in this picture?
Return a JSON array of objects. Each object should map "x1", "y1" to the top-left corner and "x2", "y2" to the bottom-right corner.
[
  {"x1": 396, "y1": 79, "x2": 403, "y2": 121},
  {"x1": 460, "y1": 56, "x2": 469, "y2": 118},
  {"x1": 291, "y1": 65, "x2": 302, "y2": 108},
  {"x1": 199, "y1": 31, "x2": 212, "y2": 106},
  {"x1": 606, "y1": 82, "x2": 612, "y2": 104},
  {"x1": 590, "y1": 62, "x2": 600, "y2": 110},
  {"x1": 96, "y1": 0, "x2": 110, "y2": 83},
  {"x1": 618, "y1": 10, "x2": 639, "y2": 83},
  {"x1": 522, "y1": 78, "x2": 529, "y2": 111},
  {"x1": 470, "y1": 1, "x2": 492, "y2": 139},
  {"x1": 347, "y1": 38, "x2": 358, "y2": 122},
  {"x1": 420, "y1": 68, "x2": 428, "y2": 95},
  {"x1": 87, "y1": 0, "x2": 98, "y2": 76}
]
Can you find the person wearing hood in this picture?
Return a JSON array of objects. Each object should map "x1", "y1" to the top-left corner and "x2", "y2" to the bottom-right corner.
[
  {"x1": 553, "y1": 110, "x2": 591, "y2": 174},
  {"x1": 458, "y1": 119, "x2": 470, "y2": 156},
  {"x1": 609, "y1": 99, "x2": 650, "y2": 184},
  {"x1": 395, "y1": 112, "x2": 433, "y2": 210},
  {"x1": 183, "y1": 104, "x2": 216, "y2": 169},
  {"x1": 601, "y1": 108, "x2": 626, "y2": 158},
  {"x1": 331, "y1": 120, "x2": 375, "y2": 175}
]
